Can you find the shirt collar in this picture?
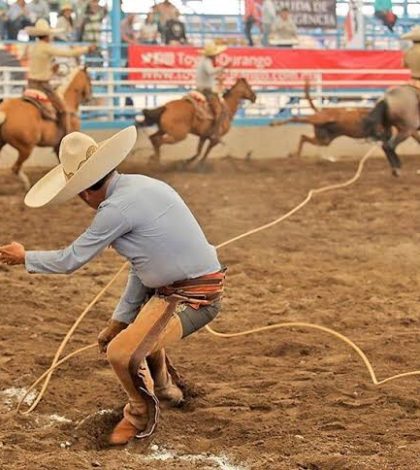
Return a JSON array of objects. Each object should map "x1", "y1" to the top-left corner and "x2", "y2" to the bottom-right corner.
[{"x1": 105, "y1": 171, "x2": 120, "y2": 199}]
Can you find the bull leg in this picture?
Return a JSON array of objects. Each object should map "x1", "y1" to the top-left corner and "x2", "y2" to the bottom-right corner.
[
  {"x1": 411, "y1": 131, "x2": 420, "y2": 144},
  {"x1": 182, "y1": 136, "x2": 207, "y2": 167},
  {"x1": 12, "y1": 145, "x2": 32, "y2": 190},
  {"x1": 290, "y1": 134, "x2": 323, "y2": 159}
]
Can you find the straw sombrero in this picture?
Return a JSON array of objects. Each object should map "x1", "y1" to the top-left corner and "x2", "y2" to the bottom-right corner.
[
  {"x1": 60, "y1": 3, "x2": 74, "y2": 12},
  {"x1": 24, "y1": 126, "x2": 137, "y2": 208},
  {"x1": 201, "y1": 42, "x2": 227, "y2": 57},
  {"x1": 25, "y1": 19, "x2": 63, "y2": 37},
  {"x1": 401, "y1": 26, "x2": 420, "y2": 42}
]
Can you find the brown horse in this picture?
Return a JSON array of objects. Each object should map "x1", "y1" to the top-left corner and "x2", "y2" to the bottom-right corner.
[
  {"x1": 137, "y1": 78, "x2": 257, "y2": 168},
  {"x1": 0, "y1": 67, "x2": 92, "y2": 188}
]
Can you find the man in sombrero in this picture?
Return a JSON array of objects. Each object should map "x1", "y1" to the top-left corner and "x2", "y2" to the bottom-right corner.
[
  {"x1": 402, "y1": 26, "x2": 420, "y2": 89},
  {"x1": 24, "y1": 18, "x2": 95, "y2": 133},
  {"x1": 0, "y1": 126, "x2": 224, "y2": 445},
  {"x1": 195, "y1": 41, "x2": 228, "y2": 142}
]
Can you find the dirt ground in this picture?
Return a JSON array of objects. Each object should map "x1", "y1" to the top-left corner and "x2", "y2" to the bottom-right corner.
[{"x1": 0, "y1": 154, "x2": 420, "y2": 470}]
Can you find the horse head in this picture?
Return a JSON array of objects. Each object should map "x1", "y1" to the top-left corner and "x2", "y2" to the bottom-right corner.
[
  {"x1": 232, "y1": 78, "x2": 257, "y2": 103},
  {"x1": 78, "y1": 66, "x2": 93, "y2": 104},
  {"x1": 64, "y1": 66, "x2": 93, "y2": 105}
]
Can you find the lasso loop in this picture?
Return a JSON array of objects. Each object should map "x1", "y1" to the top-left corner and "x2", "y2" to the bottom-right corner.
[{"x1": 18, "y1": 146, "x2": 419, "y2": 414}]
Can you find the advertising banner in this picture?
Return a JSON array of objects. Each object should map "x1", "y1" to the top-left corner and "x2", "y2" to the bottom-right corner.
[
  {"x1": 128, "y1": 45, "x2": 408, "y2": 87},
  {"x1": 275, "y1": 0, "x2": 337, "y2": 28}
]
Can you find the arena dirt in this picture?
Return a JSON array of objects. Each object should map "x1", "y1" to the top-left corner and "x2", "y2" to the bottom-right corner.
[{"x1": 0, "y1": 155, "x2": 419, "y2": 469}]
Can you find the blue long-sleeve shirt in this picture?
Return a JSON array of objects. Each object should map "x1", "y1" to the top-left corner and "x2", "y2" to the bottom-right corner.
[{"x1": 25, "y1": 173, "x2": 221, "y2": 323}]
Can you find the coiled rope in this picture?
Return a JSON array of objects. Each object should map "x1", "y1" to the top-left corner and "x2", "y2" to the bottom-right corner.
[{"x1": 17, "y1": 146, "x2": 420, "y2": 414}]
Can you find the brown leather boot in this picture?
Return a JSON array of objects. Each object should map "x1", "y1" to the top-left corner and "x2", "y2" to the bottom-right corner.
[
  {"x1": 108, "y1": 417, "x2": 139, "y2": 446},
  {"x1": 148, "y1": 349, "x2": 184, "y2": 407}
]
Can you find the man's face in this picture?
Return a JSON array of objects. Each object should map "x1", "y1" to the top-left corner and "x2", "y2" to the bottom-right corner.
[
  {"x1": 280, "y1": 10, "x2": 289, "y2": 20},
  {"x1": 79, "y1": 190, "x2": 102, "y2": 209}
]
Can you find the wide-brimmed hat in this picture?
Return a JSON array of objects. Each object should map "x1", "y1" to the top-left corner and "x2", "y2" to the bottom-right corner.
[
  {"x1": 24, "y1": 126, "x2": 137, "y2": 208},
  {"x1": 60, "y1": 3, "x2": 74, "y2": 12},
  {"x1": 25, "y1": 19, "x2": 63, "y2": 37},
  {"x1": 401, "y1": 26, "x2": 420, "y2": 41},
  {"x1": 201, "y1": 42, "x2": 227, "y2": 57}
]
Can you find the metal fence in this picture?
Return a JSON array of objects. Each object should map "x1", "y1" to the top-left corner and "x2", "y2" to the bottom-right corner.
[{"x1": 0, "y1": 65, "x2": 410, "y2": 129}]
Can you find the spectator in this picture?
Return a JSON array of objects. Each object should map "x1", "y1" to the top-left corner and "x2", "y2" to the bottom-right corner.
[
  {"x1": 139, "y1": 12, "x2": 158, "y2": 45},
  {"x1": 121, "y1": 13, "x2": 137, "y2": 46},
  {"x1": 164, "y1": 14, "x2": 187, "y2": 45},
  {"x1": 261, "y1": 0, "x2": 276, "y2": 46},
  {"x1": 56, "y1": 4, "x2": 75, "y2": 41},
  {"x1": 153, "y1": 0, "x2": 179, "y2": 43},
  {"x1": 244, "y1": 0, "x2": 260, "y2": 47},
  {"x1": 80, "y1": 0, "x2": 107, "y2": 66},
  {"x1": 272, "y1": 7, "x2": 298, "y2": 44},
  {"x1": 73, "y1": 0, "x2": 88, "y2": 39},
  {"x1": 0, "y1": 0, "x2": 7, "y2": 40},
  {"x1": 374, "y1": 0, "x2": 397, "y2": 32},
  {"x1": 7, "y1": 0, "x2": 32, "y2": 40},
  {"x1": 28, "y1": 0, "x2": 50, "y2": 24},
  {"x1": 80, "y1": 0, "x2": 107, "y2": 43}
]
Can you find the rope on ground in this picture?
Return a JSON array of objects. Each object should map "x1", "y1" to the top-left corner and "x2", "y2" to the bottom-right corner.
[{"x1": 18, "y1": 146, "x2": 419, "y2": 413}]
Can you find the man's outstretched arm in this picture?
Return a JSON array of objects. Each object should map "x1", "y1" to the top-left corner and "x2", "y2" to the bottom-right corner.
[{"x1": 0, "y1": 204, "x2": 131, "y2": 274}]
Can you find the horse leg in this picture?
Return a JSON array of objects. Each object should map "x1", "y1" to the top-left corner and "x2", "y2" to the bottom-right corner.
[
  {"x1": 194, "y1": 139, "x2": 218, "y2": 170},
  {"x1": 12, "y1": 145, "x2": 32, "y2": 190},
  {"x1": 182, "y1": 136, "x2": 207, "y2": 167},
  {"x1": 384, "y1": 130, "x2": 412, "y2": 177},
  {"x1": 149, "y1": 130, "x2": 164, "y2": 164}
]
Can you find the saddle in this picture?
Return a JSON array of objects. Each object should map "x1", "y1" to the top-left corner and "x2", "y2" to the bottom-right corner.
[
  {"x1": 184, "y1": 91, "x2": 214, "y2": 121},
  {"x1": 22, "y1": 89, "x2": 57, "y2": 121}
]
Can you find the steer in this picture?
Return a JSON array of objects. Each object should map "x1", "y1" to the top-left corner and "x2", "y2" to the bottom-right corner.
[{"x1": 271, "y1": 82, "x2": 373, "y2": 158}]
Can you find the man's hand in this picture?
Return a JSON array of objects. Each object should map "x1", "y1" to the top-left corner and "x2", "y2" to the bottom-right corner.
[
  {"x1": 0, "y1": 242, "x2": 26, "y2": 266},
  {"x1": 98, "y1": 319, "x2": 128, "y2": 353}
]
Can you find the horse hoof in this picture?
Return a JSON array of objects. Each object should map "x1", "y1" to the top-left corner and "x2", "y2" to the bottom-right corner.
[
  {"x1": 16, "y1": 170, "x2": 31, "y2": 191},
  {"x1": 392, "y1": 168, "x2": 401, "y2": 177}
]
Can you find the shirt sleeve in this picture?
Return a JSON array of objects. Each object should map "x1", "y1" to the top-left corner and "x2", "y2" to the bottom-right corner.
[
  {"x1": 48, "y1": 44, "x2": 89, "y2": 58},
  {"x1": 112, "y1": 266, "x2": 150, "y2": 323},
  {"x1": 25, "y1": 204, "x2": 131, "y2": 274},
  {"x1": 203, "y1": 60, "x2": 222, "y2": 77}
]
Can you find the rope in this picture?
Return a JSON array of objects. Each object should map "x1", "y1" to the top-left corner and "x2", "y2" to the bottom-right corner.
[
  {"x1": 18, "y1": 145, "x2": 419, "y2": 413},
  {"x1": 19, "y1": 263, "x2": 128, "y2": 415}
]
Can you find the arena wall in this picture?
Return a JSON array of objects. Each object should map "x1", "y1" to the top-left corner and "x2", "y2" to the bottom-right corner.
[{"x1": 1, "y1": 125, "x2": 419, "y2": 168}]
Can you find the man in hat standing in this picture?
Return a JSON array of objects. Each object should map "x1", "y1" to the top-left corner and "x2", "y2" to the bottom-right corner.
[
  {"x1": 402, "y1": 26, "x2": 420, "y2": 89},
  {"x1": 0, "y1": 126, "x2": 224, "y2": 445},
  {"x1": 195, "y1": 42, "x2": 228, "y2": 143},
  {"x1": 25, "y1": 19, "x2": 95, "y2": 133}
]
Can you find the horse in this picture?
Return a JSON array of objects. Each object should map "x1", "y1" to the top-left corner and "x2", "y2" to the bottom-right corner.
[
  {"x1": 271, "y1": 81, "x2": 373, "y2": 158},
  {"x1": 136, "y1": 78, "x2": 257, "y2": 168},
  {"x1": 0, "y1": 66, "x2": 92, "y2": 188},
  {"x1": 363, "y1": 85, "x2": 420, "y2": 176}
]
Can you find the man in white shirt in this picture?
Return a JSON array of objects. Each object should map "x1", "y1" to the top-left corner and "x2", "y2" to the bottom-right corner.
[
  {"x1": 195, "y1": 42, "x2": 227, "y2": 142},
  {"x1": 261, "y1": 0, "x2": 276, "y2": 46}
]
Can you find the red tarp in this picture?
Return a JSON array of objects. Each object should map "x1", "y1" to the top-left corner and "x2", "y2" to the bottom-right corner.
[{"x1": 128, "y1": 45, "x2": 409, "y2": 87}]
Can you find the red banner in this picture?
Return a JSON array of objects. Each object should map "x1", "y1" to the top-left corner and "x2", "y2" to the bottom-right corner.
[{"x1": 128, "y1": 45, "x2": 408, "y2": 87}]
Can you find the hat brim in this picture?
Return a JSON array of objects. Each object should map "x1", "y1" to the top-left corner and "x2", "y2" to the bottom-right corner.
[
  {"x1": 25, "y1": 26, "x2": 64, "y2": 36},
  {"x1": 24, "y1": 126, "x2": 137, "y2": 208},
  {"x1": 402, "y1": 32, "x2": 420, "y2": 41},
  {"x1": 202, "y1": 45, "x2": 227, "y2": 56}
]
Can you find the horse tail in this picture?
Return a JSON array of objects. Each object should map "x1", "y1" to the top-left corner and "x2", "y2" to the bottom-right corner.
[
  {"x1": 136, "y1": 106, "x2": 166, "y2": 127},
  {"x1": 305, "y1": 79, "x2": 319, "y2": 112},
  {"x1": 363, "y1": 100, "x2": 389, "y2": 139}
]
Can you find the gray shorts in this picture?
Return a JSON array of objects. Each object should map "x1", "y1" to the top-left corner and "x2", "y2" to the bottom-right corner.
[{"x1": 176, "y1": 301, "x2": 221, "y2": 338}]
